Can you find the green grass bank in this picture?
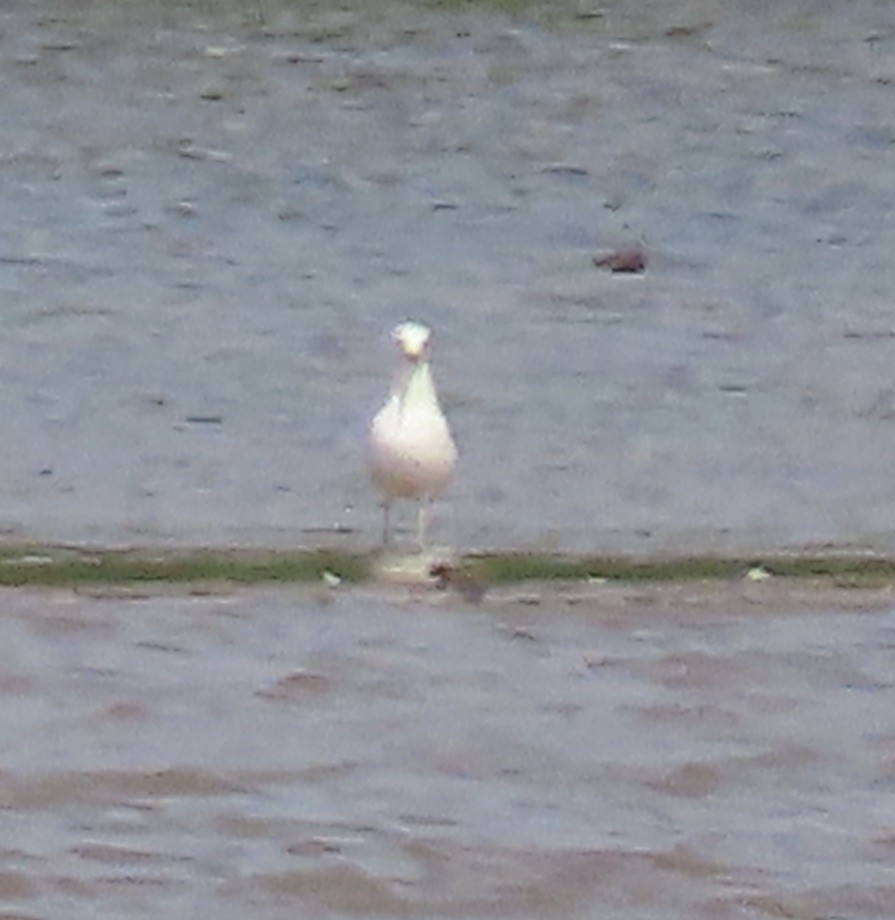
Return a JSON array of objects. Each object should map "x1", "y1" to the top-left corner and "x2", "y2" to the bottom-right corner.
[{"x1": 0, "y1": 544, "x2": 894, "y2": 588}]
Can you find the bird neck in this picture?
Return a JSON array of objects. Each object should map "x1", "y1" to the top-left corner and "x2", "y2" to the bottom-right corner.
[{"x1": 393, "y1": 359, "x2": 437, "y2": 414}]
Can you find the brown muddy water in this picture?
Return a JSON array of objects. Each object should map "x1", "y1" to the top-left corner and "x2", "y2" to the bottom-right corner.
[
  {"x1": 2, "y1": 0, "x2": 895, "y2": 554},
  {"x1": 1, "y1": 580, "x2": 895, "y2": 919}
]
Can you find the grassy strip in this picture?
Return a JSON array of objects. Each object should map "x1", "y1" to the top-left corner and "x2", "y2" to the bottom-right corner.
[
  {"x1": 0, "y1": 545, "x2": 894, "y2": 587},
  {"x1": 466, "y1": 553, "x2": 895, "y2": 585},
  {"x1": 0, "y1": 547, "x2": 371, "y2": 588}
]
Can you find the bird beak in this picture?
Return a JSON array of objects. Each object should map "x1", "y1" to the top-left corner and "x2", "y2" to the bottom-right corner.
[{"x1": 402, "y1": 341, "x2": 427, "y2": 361}]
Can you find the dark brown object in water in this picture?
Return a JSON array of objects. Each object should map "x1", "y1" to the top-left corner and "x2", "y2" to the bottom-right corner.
[
  {"x1": 593, "y1": 248, "x2": 648, "y2": 273},
  {"x1": 430, "y1": 562, "x2": 486, "y2": 603}
]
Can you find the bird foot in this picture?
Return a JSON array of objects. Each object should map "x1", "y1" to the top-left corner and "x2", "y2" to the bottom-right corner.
[{"x1": 372, "y1": 547, "x2": 458, "y2": 584}]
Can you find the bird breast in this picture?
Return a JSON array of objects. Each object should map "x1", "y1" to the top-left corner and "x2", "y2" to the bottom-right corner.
[{"x1": 369, "y1": 362, "x2": 457, "y2": 500}]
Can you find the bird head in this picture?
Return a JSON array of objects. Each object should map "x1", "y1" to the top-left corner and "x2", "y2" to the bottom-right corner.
[{"x1": 392, "y1": 321, "x2": 432, "y2": 362}]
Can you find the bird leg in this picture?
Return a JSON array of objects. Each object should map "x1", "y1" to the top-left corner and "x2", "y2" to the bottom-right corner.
[
  {"x1": 417, "y1": 499, "x2": 432, "y2": 552},
  {"x1": 381, "y1": 500, "x2": 392, "y2": 547}
]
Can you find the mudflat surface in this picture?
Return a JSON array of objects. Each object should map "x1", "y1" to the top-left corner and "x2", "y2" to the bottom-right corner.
[
  {"x1": 0, "y1": 580, "x2": 893, "y2": 918},
  {"x1": 2, "y1": 0, "x2": 895, "y2": 554}
]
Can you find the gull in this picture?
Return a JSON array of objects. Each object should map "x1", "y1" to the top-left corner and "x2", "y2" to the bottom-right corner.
[{"x1": 369, "y1": 321, "x2": 458, "y2": 549}]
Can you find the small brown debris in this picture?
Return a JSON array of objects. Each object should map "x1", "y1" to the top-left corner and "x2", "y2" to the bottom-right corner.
[
  {"x1": 430, "y1": 562, "x2": 486, "y2": 602},
  {"x1": 593, "y1": 248, "x2": 648, "y2": 273}
]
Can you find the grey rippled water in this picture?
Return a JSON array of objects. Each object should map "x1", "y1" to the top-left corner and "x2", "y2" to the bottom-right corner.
[
  {"x1": 2, "y1": 4, "x2": 895, "y2": 918},
  {"x1": 1, "y1": 0, "x2": 895, "y2": 553}
]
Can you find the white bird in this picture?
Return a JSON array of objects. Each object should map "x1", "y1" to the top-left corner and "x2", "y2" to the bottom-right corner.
[{"x1": 369, "y1": 321, "x2": 458, "y2": 549}]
